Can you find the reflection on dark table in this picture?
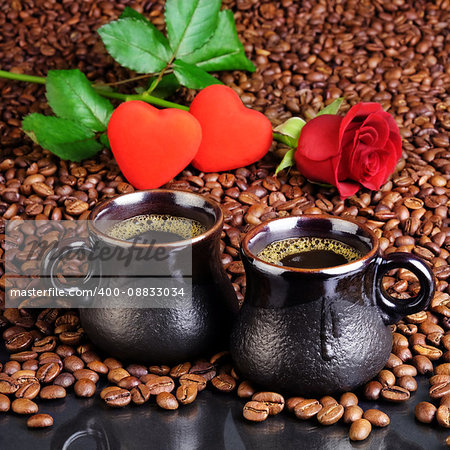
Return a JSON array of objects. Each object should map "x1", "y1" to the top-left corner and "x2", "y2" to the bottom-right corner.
[{"x1": 0, "y1": 347, "x2": 448, "y2": 450}]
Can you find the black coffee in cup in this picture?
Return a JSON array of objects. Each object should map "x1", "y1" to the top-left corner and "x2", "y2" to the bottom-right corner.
[
  {"x1": 107, "y1": 214, "x2": 206, "y2": 243},
  {"x1": 257, "y1": 236, "x2": 363, "y2": 269}
]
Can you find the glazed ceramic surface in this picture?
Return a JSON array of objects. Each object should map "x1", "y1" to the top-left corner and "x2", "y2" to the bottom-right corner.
[
  {"x1": 230, "y1": 215, "x2": 434, "y2": 395},
  {"x1": 43, "y1": 190, "x2": 238, "y2": 364}
]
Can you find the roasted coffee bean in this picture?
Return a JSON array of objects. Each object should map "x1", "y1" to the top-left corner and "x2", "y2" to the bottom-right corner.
[
  {"x1": 437, "y1": 405, "x2": 450, "y2": 428},
  {"x1": 149, "y1": 365, "x2": 170, "y2": 376},
  {"x1": 397, "y1": 375, "x2": 417, "y2": 392},
  {"x1": 126, "y1": 364, "x2": 148, "y2": 378},
  {"x1": 294, "y1": 399, "x2": 322, "y2": 420},
  {"x1": 363, "y1": 409, "x2": 390, "y2": 427},
  {"x1": 317, "y1": 404, "x2": 344, "y2": 425},
  {"x1": 6, "y1": 331, "x2": 33, "y2": 352},
  {"x1": 189, "y1": 362, "x2": 216, "y2": 381},
  {"x1": 107, "y1": 368, "x2": 130, "y2": 385},
  {"x1": 23, "y1": 360, "x2": 39, "y2": 371},
  {"x1": 412, "y1": 355, "x2": 433, "y2": 375},
  {"x1": 131, "y1": 384, "x2": 151, "y2": 405},
  {"x1": 53, "y1": 372, "x2": 75, "y2": 388},
  {"x1": 430, "y1": 382, "x2": 450, "y2": 399},
  {"x1": 157, "y1": 392, "x2": 179, "y2": 410},
  {"x1": 87, "y1": 361, "x2": 109, "y2": 375},
  {"x1": 286, "y1": 397, "x2": 305, "y2": 413},
  {"x1": 146, "y1": 376, "x2": 175, "y2": 395},
  {"x1": 15, "y1": 381, "x2": 40, "y2": 399},
  {"x1": 243, "y1": 401, "x2": 269, "y2": 422},
  {"x1": 349, "y1": 419, "x2": 372, "y2": 441},
  {"x1": 179, "y1": 374, "x2": 207, "y2": 392},
  {"x1": 385, "y1": 353, "x2": 403, "y2": 369},
  {"x1": 140, "y1": 374, "x2": 160, "y2": 385},
  {"x1": 118, "y1": 376, "x2": 140, "y2": 390},
  {"x1": 73, "y1": 369, "x2": 99, "y2": 384},
  {"x1": 56, "y1": 345, "x2": 75, "y2": 359},
  {"x1": 27, "y1": 414, "x2": 53, "y2": 428},
  {"x1": 415, "y1": 402, "x2": 437, "y2": 423},
  {"x1": 3, "y1": 361, "x2": 20, "y2": 375},
  {"x1": 176, "y1": 384, "x2": 197, "y2": 405},
  {"x1": 340, "y1": 392, "x2": 358, "y2": 407},
  {"x1": 252, "y1": 392, "x2": 285, "y2": 415},
  {"x1": 413, "y1": 344, "x2": 443, "y2": 360},
  {"x1": 63, "y1": 355, "x2": 84, "y2": 373},
  {"x1": 436, "y1": 364, "x2": 450, "y2": 376},
  {"x1": 378, "y1": 369, "x2": 396, "y2": 387},
  {"x1": 32, "y1": 336, "x2": 56, "y2": 353},
  {"x1": 343, "y1": 405, "x2": 363, "y2": 424},
  {"x1": 0, "y1": 394, "x2": 11, "y2": 412},
  {"x1": 430, "y1": 375, "x2": 450, "y2": 385},
  {"x1": 11, "y1": 398, "x2": 38, "y2": 415},
  {"x1": 393, "y1": 364, "x2": 417, "y2": 378},
  {"x1": 104, "y1": 358, "x2": 122, "y2": 370},
  {"x1": 0, "y1": 376, "x2": 19, "y2": 394},
  {"x1": 104, "y1": 388, "x2": 131, "y2": 408},
  {"x1": 442, "y1": 396, "x2": 450, "y2": 408},
  {"x1": 37, "y1": 362, "x2": 60, "y2": 383},
  {"x1": 237, "y1": 381, "x2": 255, "y2": 399},
  {"x1": 320, "y1": 396, "x2": 338, "y2": 407},
  {"x1": 381, "y1": 386, "x2": 410, "y2": 402},
  {"x1": 170, "y1": 362, "x2": 191, "y2": 378},
  {"x1": 364, "y1": 381, "x2": 383, "y2": 400},
  {"x1": 10, "y1": 351, "x2": 39, "y2": 363},
  {"x1": 12, "y1": 370, "x2": 37, "y2": 385},
  {"x1": 211, "y1": 374, "x2": 236, "y2": 393},
  {"x1": 40, "y1": 385, "x2": 66, "y2": 400},
  {"x1": 74, "y1": 379, "x2": 96, "y2": 398}
]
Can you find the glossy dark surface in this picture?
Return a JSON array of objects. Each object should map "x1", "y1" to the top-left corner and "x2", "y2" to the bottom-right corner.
[
  {"x1": 231, "y1": 216, "x2": 434, "y2": 395},
  {"x1": 0, "y1": 347, "x2": 447, "y2": 450}
]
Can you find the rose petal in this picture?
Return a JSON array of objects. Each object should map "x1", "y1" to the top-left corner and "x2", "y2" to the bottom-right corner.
[
  {"x1": 296, "y1": 153, "x2": 340, "y2": 187},
  {"x1": 335, "y1": 179, "x2": 360, "y2": 198},
  {"x1": 297, "y1": 114, "x2": 343, "y2": 161}
]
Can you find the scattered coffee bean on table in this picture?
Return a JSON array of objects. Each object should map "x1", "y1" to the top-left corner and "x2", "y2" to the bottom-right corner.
[{"x1": 27, "y1": 414, "x2": 53, "y2": 428}]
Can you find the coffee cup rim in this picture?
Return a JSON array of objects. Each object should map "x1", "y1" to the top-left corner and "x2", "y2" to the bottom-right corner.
[
  {"x1": 87, "y1": 189, "x2": 223, "y2": 248},
  {"x1": 242, "y1": 215, "x2": 380, "y2": 274}
]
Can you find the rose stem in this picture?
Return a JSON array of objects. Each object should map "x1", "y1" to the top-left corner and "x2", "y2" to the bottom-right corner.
[{"x1": 0, "y1": 70, "x2": 296, "y2": 147}]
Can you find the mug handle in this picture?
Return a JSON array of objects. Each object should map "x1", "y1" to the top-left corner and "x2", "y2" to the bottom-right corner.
[
  {"x1": 40, "y1": 238, "x2": 100, "y2": 305},
  {"x1": 375, "y1": 252, "x2": 434, "y2": 324}
]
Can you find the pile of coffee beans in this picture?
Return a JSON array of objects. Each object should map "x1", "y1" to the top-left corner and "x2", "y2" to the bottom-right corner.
[{"x1": 0, "y1": 0, "x2": 449, "y2": 444}]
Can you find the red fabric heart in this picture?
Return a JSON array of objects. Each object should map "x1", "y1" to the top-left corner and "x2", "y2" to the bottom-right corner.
[
  {"x1": 108, "y1": 101, "x2": 202, "y2": 189},
  {"x1": 189, "y1": 85, "x2": 273, "y2": 172}
]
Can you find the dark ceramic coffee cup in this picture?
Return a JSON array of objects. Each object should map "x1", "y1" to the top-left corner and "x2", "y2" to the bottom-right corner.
[
  {"x1": 230, "y1": 215, "x2": 434, "y2": 395},
  {"x1": 42, "y1": 189, "x2": 238, "y2": 364}
]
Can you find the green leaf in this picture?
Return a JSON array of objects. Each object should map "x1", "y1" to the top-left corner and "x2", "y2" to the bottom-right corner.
[
  {"x1": 173, "y1": 60, "x2": 222, "y2": 89},
  {"x1": 146, "y1": 74, "x2": 180, "y2": 99},
  {"x1": 165, "y1": 0, "x2": 221, "y2": 57},
  {"x1": 46, "y1": 70, "x2": 113, "y2": 132},
  {"x1": 22, "y1": 114, "x2": 101, "y2": 161},
  {"x1": 316, "y1": 97, "x2": 344, "y2": 117},
  {"x1": 98, "y1": 18, "x2": 171, "y2": 73},
  {"x1": 274, "y1": 117, "x2": 306, "y2": 146},
  {"x1": 119, "y1": 6, "x2": 149, "y2": 22},
  {"x1": 100, "y1": 133, "x2": 110, "y2": 149},
  {"x1": 275, "y1": 149, "x2": 296, "y2": 175},
  {"x1": 182, "y1": 10, "x2": 255, "y2": 72}
]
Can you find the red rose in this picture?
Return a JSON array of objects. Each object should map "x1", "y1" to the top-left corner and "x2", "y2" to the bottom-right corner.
[{"x1": 295, "y1": 103, "x2": 402, "y2": 198}]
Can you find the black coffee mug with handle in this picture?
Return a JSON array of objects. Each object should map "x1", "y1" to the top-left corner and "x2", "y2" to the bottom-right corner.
[
  {"x1": 230, "y1": 215, "x2": 434, "y2": 395},
  {"x1": 41, "y1": 189, "x2": 239, "y2": 364}
]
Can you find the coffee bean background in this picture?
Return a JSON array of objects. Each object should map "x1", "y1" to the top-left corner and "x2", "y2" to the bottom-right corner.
[{"x1": 0, "y1": 0, "x2": 449, "y2": 447}]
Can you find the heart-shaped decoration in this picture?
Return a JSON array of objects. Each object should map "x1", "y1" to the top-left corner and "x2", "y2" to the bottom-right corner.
[
  {"x1": 189, "y1": 85, "x2": 273, "y2": 172},
  {"x1": 108, "y1": 101, "x2": 202, "y2": 189}
]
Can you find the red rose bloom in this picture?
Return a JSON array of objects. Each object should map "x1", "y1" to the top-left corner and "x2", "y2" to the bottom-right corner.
[{"x1": 295, "y1": 103, "x2": 402, "y2": 198}]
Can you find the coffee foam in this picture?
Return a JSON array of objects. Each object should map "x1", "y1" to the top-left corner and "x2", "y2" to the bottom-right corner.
[
  {"x1": 107, "y1": 214, "x2": 207, "y2": 241},
  {"x1": 257, "y1": 237, "x2": 363, "y2": 265}
]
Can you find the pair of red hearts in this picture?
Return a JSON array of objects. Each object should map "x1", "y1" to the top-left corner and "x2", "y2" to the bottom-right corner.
[{"x1": 108, "y1": 85, "x2": 273, "y2": 189}]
